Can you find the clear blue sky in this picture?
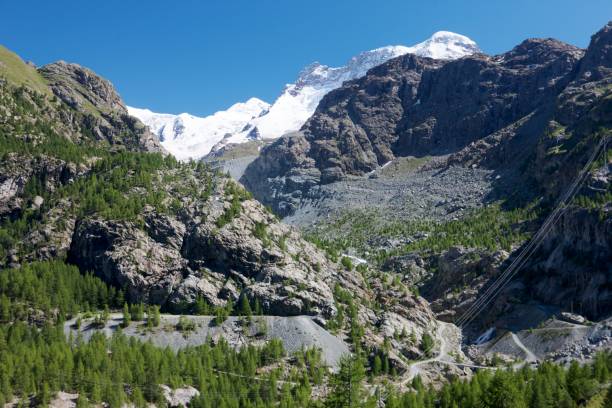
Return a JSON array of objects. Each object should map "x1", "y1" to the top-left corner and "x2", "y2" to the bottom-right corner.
[{"x1": 2, "y1": 0, "x2": 610, "y2": 116}]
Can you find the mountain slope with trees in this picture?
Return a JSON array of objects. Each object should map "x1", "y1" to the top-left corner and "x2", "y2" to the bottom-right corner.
[
  {"x1": 0, "y1": 20, "x2": 611, "y2": 408},
  {"x1": 0, "y1": 43, "x2": 451, "y2": 404},
  {"x1": 242, "y1": 22, "x2": 612, "y2": 335}
]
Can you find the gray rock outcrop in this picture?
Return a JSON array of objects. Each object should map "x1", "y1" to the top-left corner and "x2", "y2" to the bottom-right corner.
[
  {"x1": 66, "y1": 178, "x2": 349, "y2": 318},
  {"x1": 39, "y1": 61, "x2": 163, "y2": 152}
]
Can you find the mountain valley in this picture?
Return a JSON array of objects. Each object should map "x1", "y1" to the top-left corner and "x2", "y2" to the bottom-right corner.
[{"x1": 0, "y1": 19, "x2": 611, "y2": 408}]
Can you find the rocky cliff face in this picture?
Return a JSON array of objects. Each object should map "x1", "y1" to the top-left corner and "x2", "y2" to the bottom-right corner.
[
  {"x1": 40, "y1": 61, "x2": 126, "y2": 113},
  {"x1": 526, "y1": 207, "x2": 612, "y2": 320},
  {"x1": 0, "y1": 153, "x2": 84, "y2": 221},
  {"x1": 66, "y1": 176, "x2": 346, "y2": 317},
  {"x1": 242, "y1": 34, "x2": 586, "y2": 215},
  {"x1": 422, "y1": 247, "x2": 509, "y2": 322},
  {"x1": 39, "y1": 61, "x2": 163, "y2": 152}
]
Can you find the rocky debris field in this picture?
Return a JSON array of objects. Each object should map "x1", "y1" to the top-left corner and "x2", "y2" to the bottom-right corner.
[
  {"x1": 468, "y1": 316, "x2": 612, "y2": 365},
  {"x1": 64, "y1": 313, "x2": 350, "y2": 369},
  {"x1": 285, "y1": 157, "x2": 495, "y2": 228}
]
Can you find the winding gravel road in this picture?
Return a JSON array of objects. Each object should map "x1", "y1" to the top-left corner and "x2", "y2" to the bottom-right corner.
[
  {"x1": 403, "y1": 322, "x2": 498, "y2": 385},
  {"x1": 510, "y1": 332, "x2": 538, "y2": 363},
  {"x1": 403, "y1": 322, "x2": 457, "y2": 384}
]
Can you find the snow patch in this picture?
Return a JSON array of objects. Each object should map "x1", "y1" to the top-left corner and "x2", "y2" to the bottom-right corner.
[
  {"x1": 342, "y1": 254, "x2": 368, "y2": 265},
  {"x1": 475, "y1": 327, "x2": 496, "y2": 345}
]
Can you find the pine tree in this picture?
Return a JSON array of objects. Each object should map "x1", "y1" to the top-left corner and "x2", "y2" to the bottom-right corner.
[
  {"x1": 439, "y1": 385, "x2": 453, "y2": 408},
  {"x1": 411, "y1": 375, "x2": 424, "y2": 393},
  {"x1": 106, "y1": 383, "x2": 124, "y2": 408},
  {"x1": 0, "y1": 295, "x2": 10, "y2": 322},
  {"x1": 567, "y1": 360, "x2": 598, "y2": 403},
  {"x1": 372, "y1": 355, "x2": 382, "y2": 376},
  {"x1": 152, "y1": 305, "x2": 161, "y2": 327},
  {"x1": 420, "y1": 332, "x2": 434, "y2": 357},
  {"x1": 531, "y1": 375, "x2": 553, "y2": 408},
  {"x1": 75, "y1": 393, "x2": 89, "y2": 408},
  {"x1": 194, "y1": 297, "x2": 210, "y2": 315},
  {"x1": 594, "y1": 352, "x2": 610, "y2": 382},
  {"x1": 132, "y1": 387, "x2": 146, "y2": 408},
  {"x1": 254, "y1": 298, "x2": 263, "y2": 315},
  {"x1": 89, "y1": 380, "x2": 102, "y2": 403},
  {"x1": 226, "y1": 298, "x2": 234, "y2": 315},
  {"x1": 101, "y1": 305, "x2": 110, "y2": 325},
  {"x1": 326, "y1": 355, "x2": 367, "y2": 408},
  {"x1": 146, "y1": 306, "x2": 153, "y2": 328},
  {"x1": 239, "y1": 293, "x2": 252, "y2": 323},
  {"x1": 382, "y1": 355, "x2": 390, "y2": 375},
  {"x1": 147, "y1": 305, "x2": 160, "y2": 327},
  {"x1": 482, "y1": 372, "x2": 526, "y2": 408},
  {"x1": 131, "y1": 303, "x2": 144, "y2": 321},
  {"x1": 409, "y1": 330, "x2": 417, "y2": 346},
  {"x1": 214, "y1": 307, "x2": 228, "y2": 326},
  {"x1": 603, "y1": 384, "x2": 612, "y2": 408},
  {"x1": 122, "y1": 303, "x2": 131, "y2": 328},
  {"x1": 114, "y1": 290, "x2": 125, "y2": 308}
]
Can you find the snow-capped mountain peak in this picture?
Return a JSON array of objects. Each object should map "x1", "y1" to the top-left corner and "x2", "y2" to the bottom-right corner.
[
  {"x1": 130, "y1": 31, "x2": 479, "y2": 159},
  {"x1": 229, "y1": 31, "x2": 479, "y2": 144},
  {"x1": 127, "y1": 98, "x2": 269, "y2": 160},
  {"x1": 407, "y1": 31, "x2": 480, "y2": 59}
]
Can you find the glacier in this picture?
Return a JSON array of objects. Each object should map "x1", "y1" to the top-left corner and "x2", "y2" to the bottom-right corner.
[{"x1": 128, "y1": 98, "x2": 269, "y2": 161}]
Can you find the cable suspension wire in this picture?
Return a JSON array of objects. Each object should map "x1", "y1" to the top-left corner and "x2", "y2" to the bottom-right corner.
[
  {"x1": 336, "y1": 135, "x2": 609, "y2": 379},
  {"x1": 456, "y1": 137, "x2": 606, "y2": 328},
  {"x1": 454, "y1": 135, "x2": 609, "y2": 329},
  {"x1": 458, "y1": 137, "x2": 607, "y2": 328}
]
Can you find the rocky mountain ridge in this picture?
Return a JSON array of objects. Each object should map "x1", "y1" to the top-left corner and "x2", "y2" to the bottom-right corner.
[
  {"x1": 130, "y1": 31, "x2": 479, "y2": 159},
  {"x1": 40, "y1": 61, "x2": 164, "y2": 152},
  {"x1": 241, "y1": 35, "x2": 588, "y2": 214}
]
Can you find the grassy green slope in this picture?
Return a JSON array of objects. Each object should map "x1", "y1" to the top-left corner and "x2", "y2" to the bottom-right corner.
[{"x1": 0, "y1": 45, "x2": 50, "y2": 96}]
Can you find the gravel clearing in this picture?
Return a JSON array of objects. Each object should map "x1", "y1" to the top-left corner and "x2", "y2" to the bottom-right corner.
[
  {"x1": 469, "y1": 317, "x2": 612, "y2": 365},
  {"x1": 64, "y1": 314, "x2": 349, "y2": 370}
]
